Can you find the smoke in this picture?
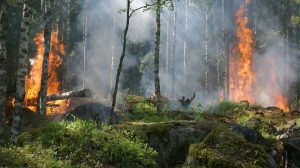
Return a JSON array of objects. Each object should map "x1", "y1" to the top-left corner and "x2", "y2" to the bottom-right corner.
[{"x1": 74, "y1": 0, "x2": 299, "y2": 109}]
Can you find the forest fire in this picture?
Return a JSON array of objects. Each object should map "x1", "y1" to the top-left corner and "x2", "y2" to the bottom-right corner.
[
  {"x1": 230, "y1": 0, "x2": 289, "y2": 111},
  {"x1": 24, "y1": 30, "x2": 69, "y2": 115},
  {"x1": 230, "y1": 0, "x2": 255, "y2": 103}
]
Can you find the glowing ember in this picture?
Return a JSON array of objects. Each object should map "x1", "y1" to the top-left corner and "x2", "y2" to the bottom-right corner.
[
  {"x1": 229, "y1": 0, "x2": 289, "y2": 111},
  {"x1": 25, "y1": 30, "x2": 69, "y2": 114}
]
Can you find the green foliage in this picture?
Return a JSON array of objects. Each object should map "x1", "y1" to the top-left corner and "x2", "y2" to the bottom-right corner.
[
  {"x1": 296, "y1": 118, "x2": 300, "y2": 126},
  {"x1": 131, "y1": 102, "x2": 157, "y2": 119},
  {"x1": 14, "y1": 121, "x2": 157, "y2": 168},
  {"x1": 0, "y1": 145, "x2": 72, "y2": 168},
  {"x1": 205, "y1": 101, "x2": 248, "y2": 114}
]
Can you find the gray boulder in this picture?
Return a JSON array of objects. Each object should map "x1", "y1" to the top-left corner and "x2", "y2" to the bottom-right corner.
[
  {"x1": 63, "y1": 103, "x2": 112, "y2": 124},
  {"x1": 231, "y1": 124, "x2": 263, "y2": 144},
  {"x1": 283, "y1": 137, "x2": 300, "y2": 166}
]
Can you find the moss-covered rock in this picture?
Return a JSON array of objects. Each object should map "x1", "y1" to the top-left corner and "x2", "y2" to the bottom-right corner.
[
  {"x1": 184, "y1": 128, "x2": 270, "y2": 168},
  {"x1": 116, "y1": 120, "x2": 221, "y2": 167}
]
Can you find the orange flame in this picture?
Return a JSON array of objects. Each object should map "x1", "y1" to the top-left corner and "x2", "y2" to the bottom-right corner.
[
  {"x1": 229, "y1": 0, "x2": 289, "y2": 111},
  {"x1": 230, "y1": 0, "x2": 255, "y2": 103},
  {"x1": 25, "y1": 29, "x2": 69, "y2": 115},
  {"x1": 265, "y1": 58, "x2": 289, "y2": 111}
]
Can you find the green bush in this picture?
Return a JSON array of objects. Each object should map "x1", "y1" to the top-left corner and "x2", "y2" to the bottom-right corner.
[
  {"x1": 6, "y1": 120, "x2": 158, "y2": 168},
  {"x1": 131, "y1": 102, "x2": 157, "y2": 119}
]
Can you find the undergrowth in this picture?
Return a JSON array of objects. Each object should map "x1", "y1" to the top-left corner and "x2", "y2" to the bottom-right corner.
[{"x1": 1, "y1": 120, "x2": 157, "y2": 168}]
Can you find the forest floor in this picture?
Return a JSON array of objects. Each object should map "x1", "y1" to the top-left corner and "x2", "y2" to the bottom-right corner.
[{"x1": 1, "y1": 97, "x2": 300, "y2": 168}]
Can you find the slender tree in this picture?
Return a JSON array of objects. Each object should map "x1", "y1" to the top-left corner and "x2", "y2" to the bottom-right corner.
[
  {"x1": 63, "y1": 0, "x2": 71, "y2": 90},
  {"x1": 171, "y1": 0, "x2": 177, "y2": 98},
  {"x1": 154, "y1": 0, "x2": 162, "y2": 113},
  {"x1": 38, "y1": 0, "x2": 53, "y2": 116},
  {"x1": 110, "y1": 1, "x2": 158, "y2": 123},
  {"x1": 111, "y1": 0, "x2": 131, "y2": 124},
  {"x1": 11, "y1": 0, "x2": 31, "y2": 144},
  {"x1": 0, "y1": 0, "x2": 8, "y2": 145},
  {"x1": 183, "y1": 0, "x2": 188, "y2": 86},
  {"x1": 221, "y1": 0, "x2": 227, "y2": 99},
  {"x1": 165, "y1": 11, "x2": 169, "y2": 76},
  {"x1": 284, "y1": 0, "x2": 290, "y2": 94},
  {"x1": 204, "y1": 4, "x2": 209, "y2": 96},
  {"x1": 110, "y1": 13, "x2": 116, "y2": 92},
  {"x1": 82, "y1": 0, "x2": 88, "y2": 88}
]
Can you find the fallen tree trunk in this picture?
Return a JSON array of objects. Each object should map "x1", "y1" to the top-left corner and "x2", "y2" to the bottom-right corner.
[
  {"x1": 46, "y1": 89, "x2": 92, "y2": 101},
  {"x1": 25, "y1": 89, "x2": 93, "y2": 107}
]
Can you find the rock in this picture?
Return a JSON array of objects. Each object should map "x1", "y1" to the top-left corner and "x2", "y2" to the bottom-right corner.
[
  {"x1": 267, "y1": 155, "x2": 278, "y2": 168},
  {"x1": 149, "y1": 126, "x2": 207, "y2": 167},
  {"x1": 283, "y1": 137, "x2": 300, "y2": 165},
  {"x1": 116, "y1": 121, "x2": 217, "y2": 168},
  {"x1": 63, "y1": 103, "x2": 112, "y2": 124},
  {"x1": 184, "y1": 128, "x2": 270, "y2": 168},
  {"x1": 231, "y1": 124, "x2": 263, "y2": 144}
]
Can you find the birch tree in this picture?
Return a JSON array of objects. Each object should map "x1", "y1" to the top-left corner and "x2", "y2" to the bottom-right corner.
[
  {"x1": 0, "y1": 0, "x2": 8, "y2": 145},
  {"x1": 11, "y1": 0, "x2": 32, "y2": 144}
]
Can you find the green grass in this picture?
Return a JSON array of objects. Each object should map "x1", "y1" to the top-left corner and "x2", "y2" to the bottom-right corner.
[
  {"x1": 1, "y1": 120, "x2": 157, "y2": 168},
  {"x1": 205, "y1": 100, "x2": 248, "y2": 114}
]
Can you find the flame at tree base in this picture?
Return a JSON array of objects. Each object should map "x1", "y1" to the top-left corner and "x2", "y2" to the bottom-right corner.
[
  {"x1": 229, "y1": 0, "x2": 289, "y2": 112},
  {"x1": 25, "y1": 29, "x2": 69, "y2": 115}
]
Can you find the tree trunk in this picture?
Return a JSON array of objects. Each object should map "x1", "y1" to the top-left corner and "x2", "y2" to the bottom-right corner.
[
  {"x1": 82, "y1": 0, "x2": 88, "y2": 89},
  {"x1": 111, "y1": 0, "x2": 131, "y2": 124},
  {"x1": 154, "y1": 0, "x2": 162, "y2": 113},
  {"x1": 47, "y1": 89, "x2": 92, "y2": 101},
  {"x1": 0, "y1": 1, "x2": 8, "y2": 145},
  {"x1": 11, "y1": 1, "x2": 31, "y2": 144},
  {"x1": 221, "y1": 0, "x2": 227, "y2": 99},
  {"x1": 205, "y1": 10, "x2": 209, "y2": 96},
  {"x1": 254, "y1": 0, "x2": 258, "y2": 37},
  {"x1": 63, "y1": 0, "x2": 71, "y2": 90},
  {"x1": 183, "y1": 0, "x2": 188, "y2": 86},
  {"x1": 213, "y1": 9, "x2": 220, "y2": 100},
  {"x1": 110, "y1": 13, "x2": 116, "y2": 92},
  {"x1": 38, "y1": 0, "x2": 53, "y2": 116},
  {"x1": 25, "y1": 89, "x2": 92, "y2": 106},
  {"x1": 171, "y1": 1, "x2": 177, "y2": 98},
  {"x1": 165, "y1": 11, "x2": 169, "y2": 76}
]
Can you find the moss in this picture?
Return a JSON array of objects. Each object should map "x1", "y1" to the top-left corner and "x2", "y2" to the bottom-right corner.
[
  {"x1": 14, "y1": 120, "x2": 157, "y2": 168},
  {"x1": 116, "y1": 121, "x2": 191, "y2": 140},
  {"x1": 116, "y1": 120, "x2": 221, "y2": 142},
  {"x1": 296, "y1": 118, "x2": 300, "y2": 126},
  {"x1": 186, "y1": 128, "x2": 269, "y2": 168},
  {"x1": 205, "y1": 101, "x2": 249, "y2": 114}
]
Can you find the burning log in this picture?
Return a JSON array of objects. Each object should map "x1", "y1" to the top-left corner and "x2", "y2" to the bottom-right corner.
[
  {"x1": 46, "y1": 89, "x2": 92, "y2": 101},
  {"x1": 25, "y1": 89, "x2": 93, "y2": 107}
]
